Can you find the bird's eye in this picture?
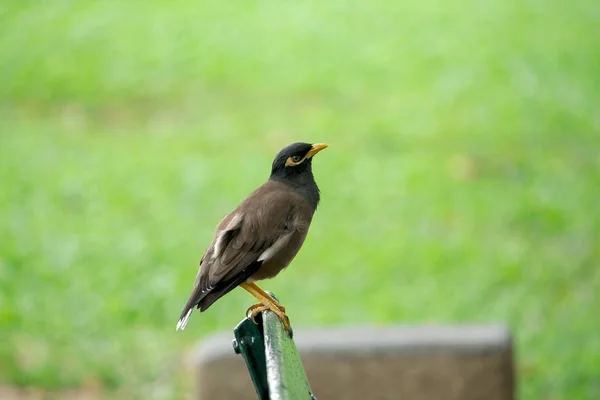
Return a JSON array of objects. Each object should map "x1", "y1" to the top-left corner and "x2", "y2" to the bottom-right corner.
[{"x1": 291, "y1": 156, "x2": 302, "y2": 163}]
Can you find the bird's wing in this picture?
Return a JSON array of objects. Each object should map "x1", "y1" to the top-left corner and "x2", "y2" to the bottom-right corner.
[{"x1": 177, "y1": 183, "x2": 302, "y2": 329}]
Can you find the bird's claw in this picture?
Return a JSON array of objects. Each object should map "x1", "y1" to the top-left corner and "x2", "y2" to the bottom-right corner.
[
  {"x1": 245, "y1": 302, "x2": 293, "y2": 337},
  {"x1": 246, "y1": 303, "x2": 269, "y2": 323}
]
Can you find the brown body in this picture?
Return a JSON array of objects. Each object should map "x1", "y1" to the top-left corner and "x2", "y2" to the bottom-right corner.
[
  {"x1": 202, "y1": 180, "x2": 314, "y2": 286},
  {"x1": 180, "y1": 180, "x2": 315, "y2": 317}
]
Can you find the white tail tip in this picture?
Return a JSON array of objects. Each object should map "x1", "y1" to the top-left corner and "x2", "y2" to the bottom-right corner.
[{"x1": 176, "y1": 309, "x2": 193, "y2": 331}]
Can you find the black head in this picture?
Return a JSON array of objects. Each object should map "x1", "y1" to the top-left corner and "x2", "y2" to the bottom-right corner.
[
  {"x1": 269, "y1": 142, "x2": 328, "y2": 181},
  {"x1": 269, "y1": 142, "x2": 329, "y2": 208}
]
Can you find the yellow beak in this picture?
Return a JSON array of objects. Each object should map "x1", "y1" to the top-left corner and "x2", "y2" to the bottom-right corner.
[{"x1": 306, "y1": 143, "x2": 329, "y2": 158}]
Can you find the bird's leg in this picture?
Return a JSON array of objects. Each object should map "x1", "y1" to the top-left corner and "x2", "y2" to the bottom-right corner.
[{"x1": 240, "y1": 282, "x2": 291, "y2": 334}]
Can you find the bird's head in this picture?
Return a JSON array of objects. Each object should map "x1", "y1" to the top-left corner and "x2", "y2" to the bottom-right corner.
[{"x1": 269, "y1": 142, "x2": 329, "y2": 183}]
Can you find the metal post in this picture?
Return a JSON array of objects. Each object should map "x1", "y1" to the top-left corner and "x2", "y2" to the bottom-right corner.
[{"x1": 232, "y1": 293, "x2": 316, "y2": 400}]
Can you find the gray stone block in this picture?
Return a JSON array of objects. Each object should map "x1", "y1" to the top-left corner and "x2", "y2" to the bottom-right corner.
[{"x1": 193, "y1": 324, "x2": 514, "y2": 400}]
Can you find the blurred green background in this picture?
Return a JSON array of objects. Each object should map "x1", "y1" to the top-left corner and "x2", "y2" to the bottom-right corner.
[{"x1": 1, "y1": 1, "x2": 599, "y2": 399}]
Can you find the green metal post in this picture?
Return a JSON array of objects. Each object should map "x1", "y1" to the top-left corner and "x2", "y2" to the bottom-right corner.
[{"x1": 232, "y1": 293, "x2": 316, "y2": 400}]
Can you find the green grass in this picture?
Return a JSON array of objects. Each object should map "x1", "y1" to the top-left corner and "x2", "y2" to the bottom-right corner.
[{"x1": 1, "y1": 0, "x2": 599, "y2": 398}]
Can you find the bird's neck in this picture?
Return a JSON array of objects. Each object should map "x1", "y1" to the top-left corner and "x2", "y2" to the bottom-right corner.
[
  {"x1": 270, "y1": 173, "x2": 320, "y2": 210},
  {"x1": 294, "y1": 181, "x2": 320, "y2": 210}
]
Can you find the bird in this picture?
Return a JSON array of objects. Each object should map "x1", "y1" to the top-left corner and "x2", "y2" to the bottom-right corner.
[{"x1": 176, "y1": 142, "x2": 328, "y2": 335}]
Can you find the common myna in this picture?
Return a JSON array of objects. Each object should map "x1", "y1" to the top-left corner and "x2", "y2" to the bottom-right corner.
[{"x1": 176, "y1": 142, "x2": 328, "y2": 334}]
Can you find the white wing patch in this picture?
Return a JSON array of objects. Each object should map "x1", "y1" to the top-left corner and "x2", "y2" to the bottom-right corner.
[
  {"x1": 211, "y1": 233, "x2": 225, "y2": 261},
  {"x1": 212, "y1": 213, "x2": 243, "y2": 261}
]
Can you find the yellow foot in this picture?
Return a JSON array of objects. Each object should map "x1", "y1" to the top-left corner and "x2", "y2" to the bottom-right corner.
[
  {"x1": 245, "y1": 301, "x2": 291, "y2": 336},
  {"x1": 246, "y1": 303, "x2": 268, "y2": 323},
  {"x1": 240, "y1": 282, "x2": 293, "y2": 337}
]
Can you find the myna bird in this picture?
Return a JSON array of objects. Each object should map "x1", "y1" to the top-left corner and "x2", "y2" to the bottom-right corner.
[{"x1": 176, "y1": 142, "x2": 329, "y2": 335}]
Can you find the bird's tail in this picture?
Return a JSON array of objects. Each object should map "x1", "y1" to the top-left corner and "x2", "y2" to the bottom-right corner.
[
  {"x1": 176, "y1": 262, "x2": 262, "y2": 331},
  {"x1": 176, "y1": 288, "x2": 208, "y2": 331},
  {"x1": 176, "y1": 308, "x2": 193, "y2": 331}
]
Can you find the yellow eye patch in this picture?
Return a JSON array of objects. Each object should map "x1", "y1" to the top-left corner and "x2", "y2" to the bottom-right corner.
[{"x1": 285, "y1": 156, "x2": 304, "y2": 167}]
